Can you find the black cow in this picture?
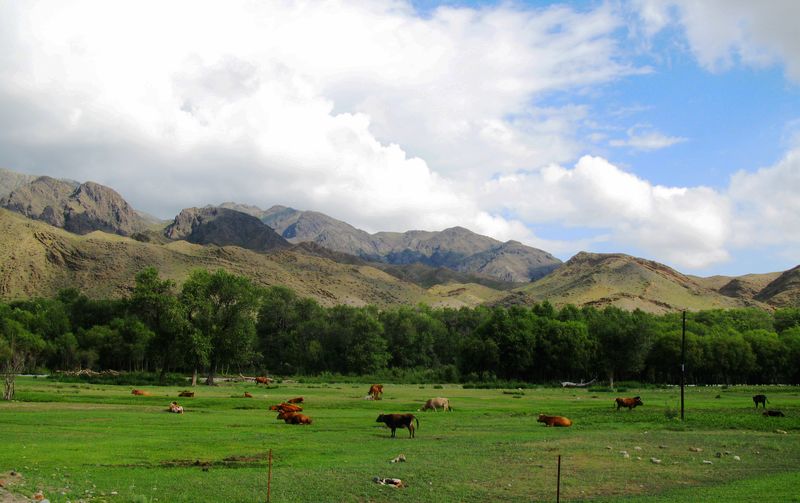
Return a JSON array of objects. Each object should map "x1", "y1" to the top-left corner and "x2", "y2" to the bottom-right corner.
[
  {"x1": 763, "y1": 410, "x2": 785, "y2": 417},
  {"x1": 753, "y1": 394, "x2": 768, "y2": 408},
  {"x1": 376, "y1": 413, "x2": 419, "y2": 438}
]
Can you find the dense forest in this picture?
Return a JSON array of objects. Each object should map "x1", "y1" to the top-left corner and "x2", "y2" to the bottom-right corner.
[{"x1": 2, "y1": 267, "x2": 800, "y2": 398}]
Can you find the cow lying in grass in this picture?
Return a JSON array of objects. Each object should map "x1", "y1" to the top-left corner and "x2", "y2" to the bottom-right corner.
[
  {"x1": 131, "y1": 389, "x2": 151, "y2": 396},
  {"x1": 277, "y1": 410, "x2": 312, "y2": 424},
  {"x1": 763, "y1": 410, "x2": 785, "y2": 417},
  {"x1": 537, "y1": 414, "x2": 572, "y2": 427},
  {"x1": 178, "y1": 391, "x2": 194, "y2": 398},
  {"x1": 269, "y1": 403, "x2": 303, "y2": 413},
  {"x1": 287, "y1": 397, "x2": 304, "y2": 404},
  {"x1": 376, "y1": 413, "x2": 418, "y2": 438},
  {"x1": 615, "y1": 396, "x2": 643, "y2": 410}
]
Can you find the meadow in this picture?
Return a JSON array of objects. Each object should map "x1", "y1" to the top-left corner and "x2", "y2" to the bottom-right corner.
[{"x1": 1, "y1": 378, "x2": 799, "y2": 502}]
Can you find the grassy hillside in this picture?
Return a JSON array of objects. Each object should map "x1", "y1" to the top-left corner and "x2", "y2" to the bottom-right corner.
[
  {"x1": 513, "y1": 252, "x2": 762, "y2": 313},
  {"x1": 0, "y1": 209, "x2": 431, "y2": 307}
]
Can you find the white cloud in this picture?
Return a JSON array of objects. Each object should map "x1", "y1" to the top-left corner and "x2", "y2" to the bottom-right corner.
[
  {"x1": 609, "y1": 126, "x2": 687, "y2": 151},
  {"x1": 633, "y1": 1, "x2": 800, "y2": 81},
  {"x1": 483, "y1": 156, "x2": 732, "y2": 268},
  {"x1": 729, "y1": 148, "x2": 800, "y2": 248},
  {"x1": 0, "y1": 0, "x2": 634, "y2": 229}
]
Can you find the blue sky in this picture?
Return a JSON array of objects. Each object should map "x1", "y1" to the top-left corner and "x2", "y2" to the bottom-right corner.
[{"x1": 0, "y1": 0, "x2": 798, "y2": 276}]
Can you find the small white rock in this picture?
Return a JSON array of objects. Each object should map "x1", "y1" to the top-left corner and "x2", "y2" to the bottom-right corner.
[
  {"x1": 733, "y1": 455, "x2": 741, "y2": 461},
  {"x1": 650, "y1": 458, "x2": 661, "y2": 464},
  {"x1": 702, "y1": 460, "x2": 713, "y2": 465}
]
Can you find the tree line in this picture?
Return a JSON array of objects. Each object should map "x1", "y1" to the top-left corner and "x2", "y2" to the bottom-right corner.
[{"x1": 2, "y1": 267, "x2": 800, "y2": 398}]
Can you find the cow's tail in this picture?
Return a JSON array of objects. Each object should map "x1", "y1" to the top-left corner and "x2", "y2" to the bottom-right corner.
[{"x1": 415, "y1": 416, "x2": 420, "y2": 430}]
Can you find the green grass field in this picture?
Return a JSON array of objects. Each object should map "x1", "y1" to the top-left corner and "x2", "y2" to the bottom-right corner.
[{"x1": 1, "y1": 378, "x2": 799, "y2": 502}]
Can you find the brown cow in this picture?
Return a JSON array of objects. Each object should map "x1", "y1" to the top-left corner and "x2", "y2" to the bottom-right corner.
[
  {"x1": 753, "y1": 394, "x2": 768, "y2": 408},
  {"x1": 255, "y1": 376, "x2": 273, "y2": 385},
  {"x1": 285, "y1": 413, "x2": 312, "y2": 425},
  {"x1": 287, "y1": 397, "x2": 304, "y2": 404},
  {"x1": 420, "y1": 397, "x2": 451, "y2": 412},
  {"x1": 369, "y1": 384, "x2": 384, "y2": 400},
  {"x1": 763, "y1": 410, "x2": 785, "y2": 417},
  {"x1": 178, "y1": 391, "x2": 195, "y2": 398},
  {"x1": 243, "y1": 392, "x2": 253, "y2": 398},
  {"x1": 131, "y1": 389, "x2": 151, "y2": 396},
  {"x1": 269, "y1": 403, "x2": 303, "y2": 413},
  {"x1": 376, "y1": 413, "x2": 419, "y2": 438},
  {"x1": 615, "y1": 396, "x2": 644, "y2": 410},
  {"x1": 537, "y1": 414, "x2": 572, "y2": 427}
]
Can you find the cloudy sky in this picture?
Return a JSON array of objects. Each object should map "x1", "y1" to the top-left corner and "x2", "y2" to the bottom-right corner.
[{"x1": 1, "y1": 0, "x2": 798, "y2": 276}]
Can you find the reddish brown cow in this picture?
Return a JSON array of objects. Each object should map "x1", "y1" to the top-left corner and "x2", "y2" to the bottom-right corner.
[
  {"x1": 369, "y1": 384, "x2": 384, "y2": 400},
  {"x1": 376, "y1": 413, "x2": 418, "y2": 438},
  {"x1": 255, "y1": 376, "x2": 273, "y2": 385},
  {"x1": 131, "y1": 389, "x2": 151, "y2": 396},
  {"x1": 243, "y1": 392, "x2": 253, "y2": 398},
  {"x1": 285, "y1": 413, "x2": 312, "y2": 425},
  {"x1": 615, "y1": 396, "x2": 644, "y2": 410},
  {"x1": 537, "y1": 414, "x2": 572, "y2": 427},
  {"x1": 287, "y1": 397, "x2": 304, "y2": 404},
  {"x1": 269, "y1": 403, "x2": 303, "y2": 413},
  {"x1": 178, "y1": 391, "x2": 195, "y2": 398}
]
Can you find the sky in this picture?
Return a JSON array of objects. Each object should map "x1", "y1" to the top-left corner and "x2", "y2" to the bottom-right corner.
[{"x1": 0, "y1": 0, "x2": 798, "y2": 276}]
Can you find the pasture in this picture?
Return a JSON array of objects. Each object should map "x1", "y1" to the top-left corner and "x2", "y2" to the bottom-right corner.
[{"x1": 1, "y1": 378, "x2": 799, "y2": 502}]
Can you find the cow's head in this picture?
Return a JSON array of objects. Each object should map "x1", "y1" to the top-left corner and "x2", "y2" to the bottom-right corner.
[{"x1": 376, "y1": 414, "x2": 385, "y2": 422}]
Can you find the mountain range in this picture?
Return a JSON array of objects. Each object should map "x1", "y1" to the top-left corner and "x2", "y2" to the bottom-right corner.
[{"x1": 0, "y1": 168, "x2": 797, "y2": 312}]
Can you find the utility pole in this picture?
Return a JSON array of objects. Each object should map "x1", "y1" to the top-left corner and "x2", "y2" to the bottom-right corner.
[{"x1": 680, "y1": 310, "x2": 686, "y2": 421}]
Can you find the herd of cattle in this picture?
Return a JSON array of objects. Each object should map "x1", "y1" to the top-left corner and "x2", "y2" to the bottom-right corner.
[{"x1": 129, "y1": 385, "x2": 787, "y2": 435}]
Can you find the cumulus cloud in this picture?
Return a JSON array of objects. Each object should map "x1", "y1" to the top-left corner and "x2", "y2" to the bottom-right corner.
[
  {"x1": 0, "y1": 0, "x2": 633, "y2": 231},
  {"x1": 483, "y1": 156, "x2": 732, "y2": 268},
  {"x1": 633, "y1": 1, "x2": 800, "y2": 81},
  {"x1": 729, "y1": 148, "x2": 800, "y2": 249},
  {"x1": 0, "y1": 0, "x2": 797, "y2": 274}
]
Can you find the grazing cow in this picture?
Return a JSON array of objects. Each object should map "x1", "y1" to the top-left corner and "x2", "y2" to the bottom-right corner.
[
  {"x1": 763, "y1": 410, "x2": 785, "y2": 417},
  {"x1": 269, "y1": 403, "x2": 303, "y2": 413},
  {"x1": 131, "y1": 389, "x2": 151, "y2": 396},
  {"x1": 376, "y1": 413, "x2": 419, "y2": 438},
  {"x1": 168, "y1": 401, "x2": 184, "y2": 414},
  {"x1": 537, "y1": 414, "x2": 572, "y2": 427},
  {"x1": 243, "y1": 392, "x2": 253, "y2": 398},
  {"x1": 615, "y1": 396, "x2": 644, "y2": 410},
  {"x1": 287, "y1": 397, "x2": 304, "y2": 404},
  {"x1": 285, "y1": 413, "x2": 312, "y2": 425},
  {"x1": 255, "y1": 376, "x2": 273, "y2": 385},
  {"x1": 753, "y1": 394, "x2": 768, "y2": 408},
  {"x1": 178, "y1": 391, "x2": 195, "y2": 398},
  {"x1": 369, "y1": 384, "x2": 384, "y2": 400},
  {"x1": 420, "y1": 397, "x2": 451, "y2": 412}
]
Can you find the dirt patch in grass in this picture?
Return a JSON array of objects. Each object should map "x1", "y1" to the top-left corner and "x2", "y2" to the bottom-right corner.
[{"x1": 0, "y1": 472, "x2": 30, "y2": 503}]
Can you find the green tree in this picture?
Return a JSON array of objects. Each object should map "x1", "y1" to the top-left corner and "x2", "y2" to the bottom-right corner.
[
  {"x1": 181, "y1": 269, "x2": 259, "y2": 385},
  {"x1": 130, "y1": 268, "x2": 186, "y2": 383},
  {"x1": 1, "y1": 306, "x2": 46, "y2": 400},
  {"x1": 589, "y1": 307, "x2": 653, "y2": 387}
]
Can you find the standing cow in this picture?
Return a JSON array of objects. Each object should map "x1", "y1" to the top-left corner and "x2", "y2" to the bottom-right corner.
[
  {"x1": 376, "y1": 413, "x2": 419, "y2": 438},
  {"x1": 368, "y1": 384, "x2": 384, "y2": 400},
  {"x1": 615, "y1": 396, "x2": 644, "y2": 410},
  {"x1": 753, "y1": 394, "x2": 768, "y2": 408},
  {"x1": 420, "y1": 397, "x2": 451, "y2": 412}
]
